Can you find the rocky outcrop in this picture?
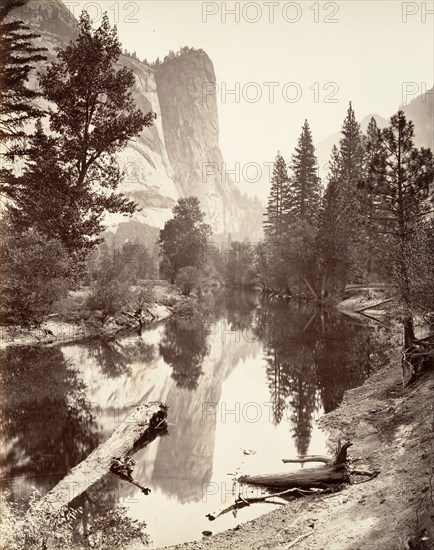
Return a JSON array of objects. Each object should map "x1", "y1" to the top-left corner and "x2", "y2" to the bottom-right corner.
[
  {"x1": 15, "y1": 0, "x2": 259, "y2": 237},
  {"x1": 155, "y1": 50, "x2": 247, "y2": 234}
]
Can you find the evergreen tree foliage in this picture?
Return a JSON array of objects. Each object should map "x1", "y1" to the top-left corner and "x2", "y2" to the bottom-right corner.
[
  {"x1": 0, "y1": 0, "x2": 47, "y2": 196},
  {"x1": 318, "y1": 103, "x2": 367, "y2": 291},
  {"x1": 361, "y1": 110, "x2": 434, "y2": 345},
  {"x1": 318, "y1": 145, "x2": 348, "y2": 290},
  {"x1": 336, "y1": 102, "x2": 366, "y2": 281},
  {"x1": 289, "y1": 119, "x2": 321, "y2": 225},
  {"x1": 361, "y1": 117, "x2": 385, "y2": 277},
  {"x1": 9, "y1": 11, "x2": 156, "y2": 260},
  {"x1": 263, "y1": 151, "x2": 290, "y2": 238}
]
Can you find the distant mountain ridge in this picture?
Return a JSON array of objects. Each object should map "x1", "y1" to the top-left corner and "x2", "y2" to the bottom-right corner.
[{"x1": 315, "y1": 87, "x2": 434, "y2": 179}]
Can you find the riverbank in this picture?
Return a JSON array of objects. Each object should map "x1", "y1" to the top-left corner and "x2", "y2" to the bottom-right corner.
[
  {"x1": 0, "y1": 282, "x2": 182, "y2": 349},
  {"x1": 162, "y1": 355, "x2": 434, "y2": 550}
]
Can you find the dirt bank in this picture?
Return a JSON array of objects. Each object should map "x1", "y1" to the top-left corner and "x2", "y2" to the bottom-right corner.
[
  {"x1": 162, "y1": 357, "x2": 434, "y2": 550},
  {"x1": 0, "y1": 283, "x2": 178, "y2": 349},
  {"x1": 0, "y1": 304, "x2": 172, "y2": 349}
]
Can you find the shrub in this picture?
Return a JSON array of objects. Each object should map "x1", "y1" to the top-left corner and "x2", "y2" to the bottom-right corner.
[
  {"x1": 159, "y1": 294, "x2": 177, "y2": 308},
  {"x1": 0, "y1": 490, "x2": 149, "y2": 550},
  {"x1": 0, "y1": 229, "x2": 70, "y2": 326},
  {"x1": 175, "y1": 266, "x2": 201, "y2": 296},
  {"x1": 133, "y1": 283, "x2": 156, "y2": 311},
  {"x1": 86, "y1": 275, "x2": 132, "y2": 325},
  {"x1": 172, "y1": 297, "x2": 198, "y2": 319}
]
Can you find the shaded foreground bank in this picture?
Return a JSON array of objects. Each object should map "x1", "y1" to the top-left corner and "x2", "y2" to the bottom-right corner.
[{"x1": 163, "y1": 355, "x2": 434, "y2": 550}]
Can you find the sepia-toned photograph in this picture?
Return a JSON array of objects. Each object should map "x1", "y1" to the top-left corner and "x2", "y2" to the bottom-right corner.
[{"x1": 0, "y1": 1, "x2": 433, "y2": 548}]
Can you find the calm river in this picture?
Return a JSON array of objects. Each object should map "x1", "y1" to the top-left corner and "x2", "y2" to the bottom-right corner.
[{"x1": 0, "y1": 290, "x2": 377, "y2": 548}]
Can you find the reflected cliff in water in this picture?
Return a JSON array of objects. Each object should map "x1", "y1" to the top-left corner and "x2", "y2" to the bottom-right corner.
[{"x1": 0, "y1": 290, "x2": 383, "y2": 547}]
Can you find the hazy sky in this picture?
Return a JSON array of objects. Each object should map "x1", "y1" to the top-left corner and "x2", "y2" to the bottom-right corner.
[{"x1": 68, "y1": 1, "x2": 433, "y2": 199}]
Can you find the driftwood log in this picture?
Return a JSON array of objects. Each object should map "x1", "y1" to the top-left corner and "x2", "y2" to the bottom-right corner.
[
  {"x1": 207, "y1": 442, "x2": 380, "y2": 521},
  {"x1": 30, "y1": 402, "x2": 167, "y2": 517},
  {"x1": 239, "y1": 442, "x2": 353, "y2": 489}
]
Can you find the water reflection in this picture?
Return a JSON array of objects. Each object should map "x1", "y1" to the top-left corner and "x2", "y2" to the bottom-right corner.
[
  {"x1": 256, "y1": 298, "x2": 373, "y2": 455},
  {"x1": 0, "y1": 346, "x2": 100, "y2": 501},
  {"x1": 1, "y1": 291, "x2": 383, "y2": 548},
  {"x1": 159, "y1": 317, "x2": 208, "y2": 390},
  {"x1": 84, "y1": 336, "x2": 155, "y2": 378}
]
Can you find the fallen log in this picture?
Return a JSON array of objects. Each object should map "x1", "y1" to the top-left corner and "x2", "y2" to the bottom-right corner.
[
  {"x1": 239, "y1": 465, "x2": 349, "y2": 489},
  {"x1": 31, "y1": 402, "x2": 167, "y2": 517},
  {"x1": 239, "y1": 442, "x2": 353, "y2": 489},
  {"x1": 208, "y1": 443, "x2": 379, "y2": 521},
  {"x1": 282, "y1": 455, "x2": 332, "y2": 465}
]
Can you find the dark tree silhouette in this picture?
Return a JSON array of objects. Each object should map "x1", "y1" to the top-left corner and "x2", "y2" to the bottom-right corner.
[
  {"x1": 0, "y1": 0, "x2": 46, "y2": 175},
  {"x1": 9, "y1": 11, "x2": 156, "y2": 260},
  {"x1": 159, "y1": 197, "x2": 211, "y2": 283},
  {"x1": 264, "y1": 152, "x2": 290, "y2": 238},
  {"x1": 289, "y1": 120, "x2": 321, "y2": 225}
]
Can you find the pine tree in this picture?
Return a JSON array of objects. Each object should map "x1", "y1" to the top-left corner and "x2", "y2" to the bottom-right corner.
[
  {"x1": 263, "y1": 152, "x2": 290, "y2": 238},
  {"x1": 339, "y1": 103, "x2": 364, "y2": 187},
  {"x1": 318, "y1": 145, "x2": 348, "y2": 290},
  {"x1": 318, "y1": 105, "x2": 368, "y2": 292},
  {"x1": 361, "y1": 111, "x2": 434, "y2": 346},
  {"x1": 289, "y1": 119, "x2": 321, "y2": 225},
  {"x1": 10, "y1": 11, "x2": 156, "y2": 260},
  {"x1": 337, "y1": 103, "x2": 366, "y2": 279},
  {"x1": 361, "y1": 117, "x2": 384, "y2": 277},
  {"x1": 0, "y1": 0, "x2": 47, "y2": 196}
]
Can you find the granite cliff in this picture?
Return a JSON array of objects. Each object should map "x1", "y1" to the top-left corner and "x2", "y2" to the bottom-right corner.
[{"x1": 14, "y1": 0, "x2": 260, "y2": 240}]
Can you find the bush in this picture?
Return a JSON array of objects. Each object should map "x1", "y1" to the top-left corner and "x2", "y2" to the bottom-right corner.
[
  {"x1": 0, "y1": 489, "x2": 149, "y2": 550},
  {"x1": 172, "y1": 297, "x2": 198, "y2": 319},
  {"x1": 175, "y1": 266, "x2": 201, "y2": 296},
  {"x1": 133, "y1": 283, "x2": 156, "y2": 311},
  {"x1": 159, "y1": 294, "x2": 177, "y2": 308},
  {"x1": 0, "y1": 229, "x2": 70, "y2": 326},
  {"x1": 86, "y1": 275, "x2": 132, "y2": 325}
]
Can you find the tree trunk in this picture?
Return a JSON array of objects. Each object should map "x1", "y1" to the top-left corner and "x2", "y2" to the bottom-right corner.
[
  {"x1": 239, "y1": 442, "x2": 352, "y2": 489},
  {"x1": 30, "y1": 403, "x2": 167, "y2": 517},
  {"x1": 239, "y1": 465, "x2": 349, "y2": 489}
]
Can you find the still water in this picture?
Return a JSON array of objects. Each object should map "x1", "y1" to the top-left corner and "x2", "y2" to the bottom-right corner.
[{"x1": 0, "y1": 291, "x2": 377, "y2": 548}]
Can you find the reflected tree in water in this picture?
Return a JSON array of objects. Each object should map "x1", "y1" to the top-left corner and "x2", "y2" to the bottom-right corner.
[
  {"x1": 315, "y1": 320, "x2": 373, "y2": 413},
  {"x1": 83, "y1": 335, "x2": 155, "y2": 378},
  {"x1": 70, "y1": 474, "x2": 149, "y2": 549},
  {"x1": 0, "y1": 346, "x2": 100, "y2": 498},
  {"x1": 159, "y1": 318, "x2": 209, "y2": 390},
  {"x1": 216, "y1": 289, "x2": 259, "y2": 332},
  {"x1": 257, "y1": 298, "x2": 374, "y2": 456}
]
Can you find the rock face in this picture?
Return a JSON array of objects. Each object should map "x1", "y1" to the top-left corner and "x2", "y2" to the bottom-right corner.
[
  {"x1": 15, "y1": 0, "x2": 260, "y2": 238},
  {"x1": 401, "y1": 85, "x2": 434, "y2": 152},
  {"x1": 155, "y1": 51, "x2": 246, "y2": 234}
]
